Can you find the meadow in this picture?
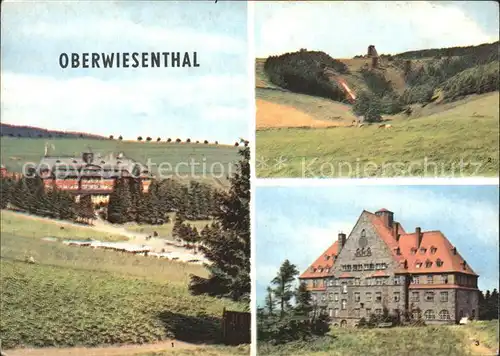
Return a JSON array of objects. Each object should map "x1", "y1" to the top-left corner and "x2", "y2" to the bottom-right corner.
[
  {"x1": 257, "y1": 321, "x2": 499, "y2": 356},
  {"x1": 256, "y1": 92, "x2": 499, "y2": 178},
  {"x1": 0, "y1": 138, "x2": 240, "y2": 186},
  {"x1": 125, "y1": 213, "x2": 212, "y2": 240},
  {"x1": 0, "y1": 211, "x2": 246, "y2": 350}
]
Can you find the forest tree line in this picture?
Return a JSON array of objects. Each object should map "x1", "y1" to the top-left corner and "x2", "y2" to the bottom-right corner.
[{"x1": 0, "y1": 175, "x2": 220, "y2": 225}]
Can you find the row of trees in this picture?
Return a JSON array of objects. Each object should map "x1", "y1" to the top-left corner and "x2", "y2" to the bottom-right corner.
[
  {"x1": 258, "y1": 260, "x2": 330, "y2": 344},
  {"x1": 106, "y1": 178, "x2": 218, "y2": 224},
  {"x1": 0, "y1": 176, "x2": 95, "y2": 222},
  {"x1": 264, "y1": 50, "x2": 350, "y2": 102},
  {"x1": 478, "y1": 289, "x2": 499, "y2": 320}
]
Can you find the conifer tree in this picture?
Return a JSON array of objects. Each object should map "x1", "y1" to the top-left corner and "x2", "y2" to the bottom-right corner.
[
  {"x1": 107, "y1": 178, "x2": 132, "y2": 224},
  {"x1": 271, "y1": 259, "x2": 299, "y2": 318},
  {"x1": 189, "y1": 144, "x2": 250, "y2": 302}
]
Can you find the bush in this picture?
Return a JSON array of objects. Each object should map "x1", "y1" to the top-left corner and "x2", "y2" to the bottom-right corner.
[
  {"x1": 235, "y1": 142, "x2": 239, "y2": 147},
  {"x1": 156, "y1": 137, "x2": 161, "y2": 142},
  {"x1": 175, "y1": 138, "x2": 181, "y2": 143},
  {"x1": 109, "y1": 135, "x2": 114, "y2": 140},
  {"x1": 402, "y1": 83, "x2": 436, "y2": 105},
  {"x1": 167, "y1": 138, "x2": 172, "y2": 142},
  {"x1": 146, "y1": 137, "x2": 152, "y2": 142},
  {"x1": 137, "y1": 136, "x2": 143, "y2": 141},
  {"x1": 360, "y1": 67, "x2": 394, "y2": 98},
  {"x1": 186, "y1": 138, "x2": 191, "y2": 143},
  {"x1": 204, "y1": 140, "x2": 209, "y2": 144},
  {"x1": 352, "y1": 91, "x2": 383, "y2": 122},
  {"x1": 118, "y1": 135, "x2": 123, "y2": 140}
]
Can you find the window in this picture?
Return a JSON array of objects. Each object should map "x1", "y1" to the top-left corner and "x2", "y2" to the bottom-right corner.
[
  {"x1": 366, "y1": 292, "x2": 372, "y2": 302},
  {"x1": 321, "y1": 293, "x2": 327, "y2": 302},
  {"x1": 471, "y1": 309, "x2": 476, "y2": 319},
  {"x1": 395, "y1": 247, "x2": 401, "y2": 255},
  {"x1": 329, "y1": 308, "x2": 333, "y2": 317},
  {"x1": 425, "y1": 260, "x2": 433, "y2": 268},
  {"x1": 334, "y1": 308, "x2": 339, "y2": 317},
  {"x1": 364, "y1": 264, "x2": 371, "y2": 271},
  {"x1": 430, "y1": 246, "x2": 437, "y2": 254},
  {"x1": 354, "y1": 309, "x2": 360, "y2": 318},
  {"x1": 342, "y1": 284, "x2": 348, "y2": 294},
  {"x1": 328, "y1": 293, "x2": 334, "y2": 301},
  {"x1": 436, "y1": 259, "x2": 443, "y2": 267},
  {"x1": 440, "y1": 292, "x2": 448, "y2": 302},
  {"x1": 334, "y1": 293, "x2": 339, "y2": 302},
  {"x1": 412, "y1": 309, "x2": 421, "y2": 319},
  {"x1": 376, "y1": 278, "x2": 383, "y2": 286},
  {"x1": 411, "y1": 292, "x2": 420, "y2": 302},
  {"x1": 369, "y1": 263, "x2": 374, "y2": 270},
  {"x1": 381, "y1": 263, "x2": 388, "y2": 270},
  {"x1": 354, "y1": 292, "x2": 360, "y2": 302},
  {"x1": 313, "y1": 279, "x2": 319, "y2": 287},
  {"x1": 325, "y1": 268, "x2": 330, "y2": 274},
  {"x1": 412, "y1": 276, "x2": 419, "y2": 284},
  {"x1": 361, "y1": 229, "x2": 366, "y2": 238},
  {"x1": 427, "y1": 275, "x2": 433, "y2": 284},
  {"x1": 375, "y1": 292, "x2": 382, "y2": 303},
  {"x1": 335, "y1": 279, "x2": 340, "y2": 286},
  {"x1": 424, "y1": 310, "x2": 435, "y2": 320},
  {"x1": 441, "y1": 275, "x2": 449, "y2": 284},
  {"x1": 312, "y1": 294, "x2": 317, "y2": 302},
  {"x1": 318, "y1": 268, "x2": 323, "y2": 273},
  {"x1": 420, "y1": 248, "x2": 427, "y2": 254},
  {"x1": 365, "y1": 308, "x2": 371, "y2": 316},
  {"x1": 416, "y1": 262, "x2": 422, "y2": 269},
  {"x1": 329, "y1": 279, "x2": 335, "y2": 287},
  {"x1": 355, "y1": 278, "x2": 361, "y2": 286},
  {"x1": 425, "y1": 292, "x2": 434, "y2": 302},
  {"x1": 375, "y1": 309, "x2": 382, "y2": 315},
  {"x1": 410, "y1": 248, "x2": 417, "y2": 255},
  {"x1": 394, "y1": 276, "x2": 400, "y2": 285},
  {"x1": 324, "y1": 255, "x2": 330, "y2": 260},
  {"x1": 394, "y1": 292, "x2": 400, "y2": 302},
  {"x1": 341, "y1": 300, "x2": 347, "y2": 310},
  {"x1": 439, "y1": 310, "x2": 450, "y2": 320}
]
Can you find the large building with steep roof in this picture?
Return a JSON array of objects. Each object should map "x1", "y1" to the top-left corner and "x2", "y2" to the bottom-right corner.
[
  {"x1": 299, "y1": 208, "x2": 479, "y2": 327},
  {"x1": 36, "y1": 152, "x2": 152, "y2": 204}
]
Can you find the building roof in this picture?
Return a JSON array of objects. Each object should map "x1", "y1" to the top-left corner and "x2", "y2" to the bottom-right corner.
[
  {"x1": 299, "y1": 209, "x2": 478, "y2": 280},
  {"x1": 38, "y1": 153, "x2": 151, "y2": 179},
  {"x1": 299, "y1": 241, "x2": 338, "y2": 279}
]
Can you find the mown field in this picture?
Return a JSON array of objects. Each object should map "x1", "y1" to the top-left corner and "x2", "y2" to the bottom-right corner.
[
  {"x1": 258, "y1": 321, "x2": 499, "y2": 356},
  {"x1": 138, "y1": 345, "x2": 250, "y2": 356},
  {"x1": 0, "y1": 138, "x2": 240, "y2": 186},
  {"x1": 256, "y1": 92, "x2": 499, "y2": 178},
  {"x1": 0, "y1": 212, "x2": 246, "y2": 350}
]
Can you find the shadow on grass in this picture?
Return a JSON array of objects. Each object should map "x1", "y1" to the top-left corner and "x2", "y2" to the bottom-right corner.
[{"x1": 157, "y1": 311, "x2": 222, "y2": 345}]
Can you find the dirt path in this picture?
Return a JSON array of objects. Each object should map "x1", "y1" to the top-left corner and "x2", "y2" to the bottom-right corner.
[{"x1": 4, "y1": 340, "x2": 199, "y2": 356}]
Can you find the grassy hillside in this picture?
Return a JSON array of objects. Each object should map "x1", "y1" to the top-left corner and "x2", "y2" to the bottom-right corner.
[
  {"x1": 1, "y1": 209, "x2": 128, "y2": 241},
  {"x1": 0, "y1": 212, "x2": 245, "y2": 349},
  {"x1": 258, "y1": 321, "x2": 499, "y2": 356},
  {"x1": 256, "y1": 92, "x2": 499, "y2": 177},
  {"x1": 0, "y1": 137, "x2": 240, "y2": 186}
]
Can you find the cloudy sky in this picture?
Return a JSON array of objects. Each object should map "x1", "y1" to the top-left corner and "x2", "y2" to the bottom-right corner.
[
  {"x1": 255, "y1": 185, "x2": 499, "y2": 305},
  {"x1": 255, "y1": 1, "x2": 499, "y2": 58},
  {"x1": 1, "y1": 1, "x2": 249, "y2": 143}
]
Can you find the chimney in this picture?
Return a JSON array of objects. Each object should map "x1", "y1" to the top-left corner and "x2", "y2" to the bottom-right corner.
[
  {"x1": 393, "y1": 222, "x2": 400, "y2": 241},
  {"x1": 416, "y1": 227, "x2": 423, "y2": 247},
  {"x1": 452, "y1": 247, "x2": 457, "y2": 255},
  {"x1": 375, "y1": 208, "x2": 394, "y2": 228},
  {"x1": 338, "y1": 232, "x2": 347, "y2": 250}
]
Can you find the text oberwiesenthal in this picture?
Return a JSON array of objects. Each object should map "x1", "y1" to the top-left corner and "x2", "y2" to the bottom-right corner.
[{"x1": 59, "y1": 52, "x2": 200, "y2": 69}]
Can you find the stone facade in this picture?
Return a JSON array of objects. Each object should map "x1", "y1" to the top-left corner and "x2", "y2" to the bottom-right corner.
[{"x1": 300, "y1": 209, "x2": 479, "y2": 327}]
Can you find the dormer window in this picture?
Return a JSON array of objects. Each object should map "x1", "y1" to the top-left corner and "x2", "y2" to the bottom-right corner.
[
  {"x1": 318, "y1": 268, "x2": 323, "y2": 273},
  {"x1": 310, "y1": 267, "x2": 315, "y2": 273},
  {"x1": 410, "y1": 248, "x2": 417, "y2": 255},
  {"x1": 430, "y1": 246, "x2": 437, "y2": 254},
  {"x1": 325, "y1": 268, "x2": 330, "y2": 274},
  {"x1": 436, "y1": 259, "x2": 443, "y2": 267},
  {"x1": 415, "y1": 261, "x2": 422, "y2": 268},
  {"x1": 324, "y1": 255, "x2": 330, "y2": 260},
  {"x1": 462, "y1": 261, "x2": 467, "y2": 270},
  {"x1": 425, "y1": 260, "x2": 432, "y2": 268},
  {"x1": 420, "y1": 247, "x2": 427, "y2": 254},
  {"x1": 361, "y1": 230, "x2": 366, "y2": 238},
  {"x1": 395, "y1": 247, "x2": 401, "y2": 255}
]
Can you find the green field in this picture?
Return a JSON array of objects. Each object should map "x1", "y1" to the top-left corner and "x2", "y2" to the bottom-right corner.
[
  {"x1": 138, "y1": 345, "x2": 250, "y2": 356},
  {"x1": 0, "y1": 138, "x2": 240, "y2": 186},
  {"x1": 0, "y1": 212, "x2": 245, "y2": 350},
  {"x1": 258, "y1": 321, "x2": 499, "y2": 356},
  {"x1": 256, "y1": 92, "x2": 499, "y2": 178},
  {"x1": 1, "y1": 209, "x2": 128, "y2": 242}
]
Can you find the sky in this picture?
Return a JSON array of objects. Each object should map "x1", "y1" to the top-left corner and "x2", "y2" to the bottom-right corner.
[
  {"x1": 255, "y1": 185, "x2": 499, "y2": 305},
  {"x1": 1, "y1": 1, "x2": 249, "y2": 143},
  {"x1": 255, "y1": 1, "x2": 499, "y2": 58}
]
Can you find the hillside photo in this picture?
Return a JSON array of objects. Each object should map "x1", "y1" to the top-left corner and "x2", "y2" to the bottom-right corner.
[
  {"x1": 1, "y1": 2, "x2": 250, "y2": 356},
  {"x1": 255, "y1": 1, "x2": 499, "y2": 178}
]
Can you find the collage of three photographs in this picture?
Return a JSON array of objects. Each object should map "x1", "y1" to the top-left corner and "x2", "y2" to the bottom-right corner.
[{"x1": 0, "y1": 1, "x2": 498, "y2": 356}]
